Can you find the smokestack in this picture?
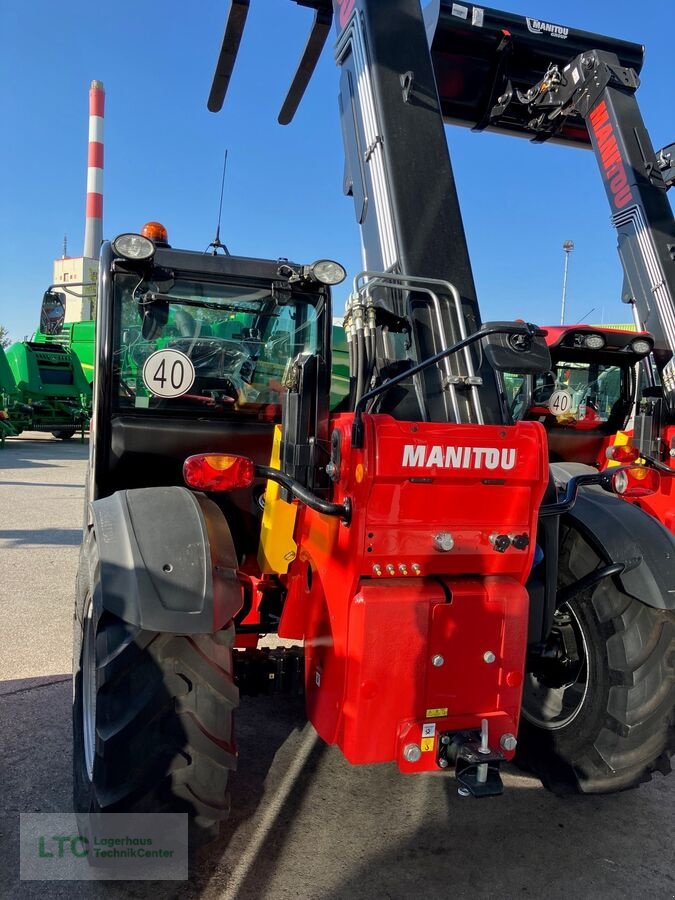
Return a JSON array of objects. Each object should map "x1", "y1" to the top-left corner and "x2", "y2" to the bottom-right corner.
[{"x1": 83, "y1": 79, "x2": 104, "y2": 259}]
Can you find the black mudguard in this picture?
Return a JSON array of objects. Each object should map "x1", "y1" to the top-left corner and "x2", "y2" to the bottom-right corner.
[
  {"x1": 552, "y1": 463, "x2": 675, "y2": 611},
  {"x1": 88, "y1": 486, "x2": 242, "y2": 633}
]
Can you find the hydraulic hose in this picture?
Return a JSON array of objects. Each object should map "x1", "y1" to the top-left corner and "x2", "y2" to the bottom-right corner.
[{"x1": 256, "y1": 465, "x2": 351, "y2": 523}]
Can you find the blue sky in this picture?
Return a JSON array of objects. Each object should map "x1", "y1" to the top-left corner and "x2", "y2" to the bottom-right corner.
[{"x1": 0, "y1": 0, "x2": 672, "y2": 342}]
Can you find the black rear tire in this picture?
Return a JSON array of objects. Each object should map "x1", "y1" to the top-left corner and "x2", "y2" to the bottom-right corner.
[
  {"x1": 73, "y1": 537, "x2": 238, "y2": 841},
  {"x1": 518, "y1": 525, "x2": 675, "y2": 794},
  {"x1": 52, "y1": 428, "x2": 76, "y2": 440}
]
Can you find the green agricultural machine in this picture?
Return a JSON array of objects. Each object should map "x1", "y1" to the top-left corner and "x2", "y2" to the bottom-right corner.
[
  {"x1": 32, "y1": 286, "x2": 96, "y2": 383},
  {"x1": 33, "y1": 319, "x2": 96, "y2": 384},
  {"x1": 2, "y1": 341, "x2": 91, "y2": 441},
  {"x1": 0, "y1": 347, "x2": 33, "y2": 445}
]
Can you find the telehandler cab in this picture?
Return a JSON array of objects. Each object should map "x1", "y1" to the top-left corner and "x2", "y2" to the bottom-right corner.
[
  {"x1": 73, "y1": 1, "x2": 675, "y2": 841},
  {"x1": 511, "y1": 324, "x2": 674, "y2": 532}
]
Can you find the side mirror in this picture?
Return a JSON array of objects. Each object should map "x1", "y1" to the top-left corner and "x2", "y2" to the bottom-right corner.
[
  {"x1": 39, "y1": 290, "x2": 66, "y2": 335},
  {"x1": 481, "y1": 322, "x2": 551, "y2": 374},
  {"x1": 139, "y1": 294, "x2": 169, "y2": 340}
]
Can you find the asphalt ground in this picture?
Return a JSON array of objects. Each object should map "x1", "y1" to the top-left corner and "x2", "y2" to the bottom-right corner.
[{"x1": 1, "y1": 434, "x2": 674, "y2": 899}]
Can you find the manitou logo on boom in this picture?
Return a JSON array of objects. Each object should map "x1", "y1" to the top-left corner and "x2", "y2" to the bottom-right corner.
[
  {"x1": 589, "y1": 101, "x2": 635, "y2": 210},
  {"x1": 526, "y1": 17, "x2": 569, "y2": 39},
  {"x1": 402, "y1": 445, "x2": 517, "y2": 471}
]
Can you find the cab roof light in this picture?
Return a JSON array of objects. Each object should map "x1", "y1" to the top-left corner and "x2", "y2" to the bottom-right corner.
[
  {"x1": 111, "y1": 233, "x2": 155, "y2": 261},
  {"x1": 183, "y1": 454, "x2": 256, "y2": 491},
  {"x1": 630, "y1": 338, "x2": 653, "y2": 355},
  {"x1": 141, "y1": 221, "x2": 169, "y2": 244},
  {"x1": 584, "y1": 333, "x2": 606, "y2": 350},
  {"x1": 308, "y1": 259, "x2": 347, "y2": 285}
]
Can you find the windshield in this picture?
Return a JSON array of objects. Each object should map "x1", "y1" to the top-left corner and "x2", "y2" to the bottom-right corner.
[
  {"x1": 111, "y1": 273, "x2": 322, "y2": 419},
  {"x1": 510, "y1": 359, "x2": 630, "y2": 428}
]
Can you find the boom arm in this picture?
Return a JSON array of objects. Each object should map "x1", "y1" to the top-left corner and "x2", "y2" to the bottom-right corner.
[
  {"x1": 209, "y1": 0, "x2": 509, "y2": 426},
  {"x1": 510, "y1": 49, "x2": 675, "y2": 414}
]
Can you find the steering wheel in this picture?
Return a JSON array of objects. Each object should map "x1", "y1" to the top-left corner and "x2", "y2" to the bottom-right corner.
[{"x1": 165, "y1": 337, "x2": 252, "y2": 376}]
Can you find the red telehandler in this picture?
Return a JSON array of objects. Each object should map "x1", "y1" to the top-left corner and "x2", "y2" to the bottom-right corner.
[
  {"x1": 513, "y1": 323, "x2": 674, "y2": 532},
  {"x1": 441, "y1": 3, "x2": 675, "y2": 532},
  {"x1": 73, "y1": 1, "x2": 675, "y2": 842}
]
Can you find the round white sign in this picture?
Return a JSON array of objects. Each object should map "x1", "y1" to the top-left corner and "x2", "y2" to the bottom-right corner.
[
  {"x1": 548, "y1": 389, "x2": 573, "y2": 416},
  {"x1": 142, "y1": 349, "x2": 196, "y2": 398}
]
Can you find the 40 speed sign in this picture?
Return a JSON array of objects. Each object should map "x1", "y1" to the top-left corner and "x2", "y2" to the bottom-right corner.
[
  {"x1": 142, "y1": 349, "x2": 196, "y2": 398},
  {"x1": 548, "y1": 389, "x2": 573, "y2": 415}
]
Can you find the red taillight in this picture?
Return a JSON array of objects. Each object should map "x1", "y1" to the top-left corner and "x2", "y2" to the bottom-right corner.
[
  {"x1": 183, "y1": 454, "x2": 256, "y2": 491},
  {"x1": 612, "y1": 466, "x2": 661, "y2": 498},
  {"x1": 0, "y1": 410, "x2": 8, "y2": 420},
  {"x1": 606, "y1": 444, "x2": 640, "y2": 464}
]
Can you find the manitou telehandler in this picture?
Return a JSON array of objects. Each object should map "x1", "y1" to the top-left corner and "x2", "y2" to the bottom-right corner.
[
  {"x1": 512, "y1": 323, "x2": 674, "y2": 532},
  {"x1": 73, "y1": 1, "x2": 675, "y2": 841},
  {"x1": 436, "y1": 0, "x2": 674, "y2": 531}
]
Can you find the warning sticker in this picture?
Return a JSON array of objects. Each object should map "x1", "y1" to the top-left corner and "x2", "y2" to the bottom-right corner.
[
  {"x1": 451, "y1": 3, "x2": 468, "y2": 19},
  {"x1": 422, "y1": 723, "x2": 437, "y2": 738},
  {"x1": 421, "y1": 737, "x2": 435, "y2": 753},
  {"x1": 472, "y1": 7, "x2": 484, "y2": 27},
  {"x1": 425, "y1": 707, "x2": 449, "y2": 719}
]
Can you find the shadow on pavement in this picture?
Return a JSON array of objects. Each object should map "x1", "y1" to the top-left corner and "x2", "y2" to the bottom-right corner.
[
  {"x1": 0, "y1": 482, "x2": 86, "y2": 489},
  {"x1": 0, "y1": 671, "x2": 316, "y2": 898},
  {"x1": 0, "y1": 529, "x2": 82, "y2": 547}
]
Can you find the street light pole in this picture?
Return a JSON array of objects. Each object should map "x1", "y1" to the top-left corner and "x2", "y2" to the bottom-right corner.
[{"x1": 560, "y1": 240, "x2": 574, "y2": 325}]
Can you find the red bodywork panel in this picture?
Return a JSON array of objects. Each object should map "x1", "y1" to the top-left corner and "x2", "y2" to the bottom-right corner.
[{"x1": 279, "y1": 413, "x2": 549, "y2": 770}]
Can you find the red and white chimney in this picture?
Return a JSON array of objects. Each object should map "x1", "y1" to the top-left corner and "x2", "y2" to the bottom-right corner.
[{"x1": 83, "y1": 79, "x2": 105, "y2": 259}]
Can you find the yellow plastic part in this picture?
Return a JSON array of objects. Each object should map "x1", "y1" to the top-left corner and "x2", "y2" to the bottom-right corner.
[{"x1": 257, "y1": 425, "x2": 298, "y2": 574}]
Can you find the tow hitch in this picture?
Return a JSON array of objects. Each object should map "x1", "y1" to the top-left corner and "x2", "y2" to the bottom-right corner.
[{"x1": 438, "y1": 720, "x2": 506, "y2": 798}]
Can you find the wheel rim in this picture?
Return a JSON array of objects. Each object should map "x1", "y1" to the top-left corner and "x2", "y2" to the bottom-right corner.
[
  {"x1": 522, "y1": 603, "x2": 590, "y2": 731},
  {"x1": 82, "y1": 599, "x2": 96, "y2": 781}
]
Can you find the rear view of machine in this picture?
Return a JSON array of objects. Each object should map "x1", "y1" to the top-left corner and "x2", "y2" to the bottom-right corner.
[{"x1": 71, "y1": 0, "x2": 675, "y2": 845}]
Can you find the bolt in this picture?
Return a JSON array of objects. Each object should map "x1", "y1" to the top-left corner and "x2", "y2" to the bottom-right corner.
[
  {"x1": 386, "y1": 564, "x2": 395, "y2": 576},
  {"x1": 438, "y1": 758, "x2": 449, "y2": 769},
  {"x1": 457, "y1": 786, "x2": 471, "y2": 797},
  {"x1": 412, "y1": 563, "x2": 421, "y2": 576},
  {"x1": 373, "y1": 564, "x2": 382, "y2": 577},
  {"x1": 433, "y1": 532, "x2": 454, "y2": 552},
  {"x1": 440, "y1": 735, "x2": 451, "y2": 745},
  {"x1": 483, "y1": 651, "x2": 496, "y2": 664},
  {"x1": 398, "y1": 564, "x2": 408, "y2": 576},
  {"x1": 403, "y1": 743, "x2": 422, "y2": 763},
  {"x1": 432, "y1": 655, "x2": 445, "y2": 667},
  {"x1": 500, "y1": 733, "x2": 518, "y2": 752}
]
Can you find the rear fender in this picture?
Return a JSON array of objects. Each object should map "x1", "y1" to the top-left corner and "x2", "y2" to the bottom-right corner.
[
  {"x1": 88, "y1": 486, "x2": 242, "y2": 632},
  {"x1": 552, "y1": 463, "x2": 675, "y2": 610}
]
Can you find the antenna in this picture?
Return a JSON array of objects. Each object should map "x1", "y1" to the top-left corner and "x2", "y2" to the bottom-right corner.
[
  {"x1": 207, "y1": 150, "x2": 231, "y2": 255},
  {"x1": 575, "y1": 307, "x2": 596, "y2": 325}
]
